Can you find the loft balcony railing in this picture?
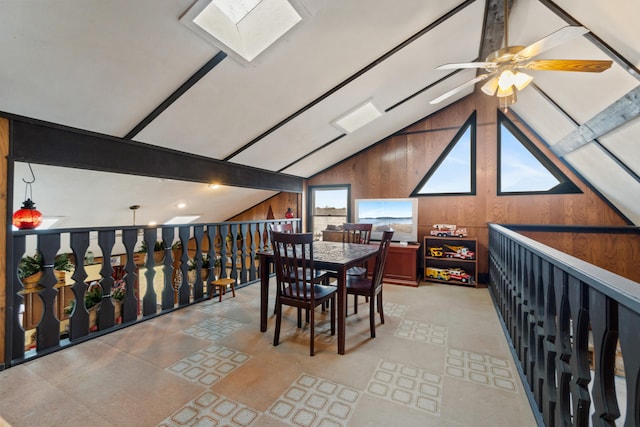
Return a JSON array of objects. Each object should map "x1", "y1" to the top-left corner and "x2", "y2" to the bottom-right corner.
[
  {"x1": 5, "y1": 219, "x2": 300, "y2": 368},
  {"x1": 489, "y1": 223, "x2": 640, "y2": 426}
]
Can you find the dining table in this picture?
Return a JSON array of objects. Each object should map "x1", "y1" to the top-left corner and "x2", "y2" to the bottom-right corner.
[{"x1": 258, "y1": 240, "x2": 380, "y2": 355}]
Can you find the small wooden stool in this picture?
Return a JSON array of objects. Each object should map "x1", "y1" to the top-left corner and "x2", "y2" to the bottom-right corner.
[{"x1": 210, "y1": 278, "x2": 236, "y2": 302}]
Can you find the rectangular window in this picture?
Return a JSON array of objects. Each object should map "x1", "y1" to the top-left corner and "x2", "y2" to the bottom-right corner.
[{"x1": 307, "y1": 185, "x2": 350, "y2": 240}]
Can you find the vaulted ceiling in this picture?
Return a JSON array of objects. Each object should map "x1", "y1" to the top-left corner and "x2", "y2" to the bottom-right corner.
[{"x1": 2, "y1": 0, "x2": 639, "y2": 228}]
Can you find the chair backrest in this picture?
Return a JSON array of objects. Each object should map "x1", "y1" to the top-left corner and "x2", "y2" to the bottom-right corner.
[
  {"x1": 271, "y1": 231, "x2": 317, "y2": 303},
  {"x1": 342, "y1": 222, "x2": 372, "y2": 244},
  {"x1": 371, "y1": 230, "x2": 394, "y2": 287}
]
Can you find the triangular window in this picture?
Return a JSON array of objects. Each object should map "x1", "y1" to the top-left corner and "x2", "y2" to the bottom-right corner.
[
  {"x1": 411, "y1": 112, "x2": 476, "y2": 196},
  {"x1": 498, "y1": 110, "x2": 581, "y2": 195}
]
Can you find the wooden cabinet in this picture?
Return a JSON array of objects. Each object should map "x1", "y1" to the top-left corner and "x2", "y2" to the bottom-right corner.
[
  {"x1": 368, "y1": 243, "x2": 422, "y2": 287},
  {"x1": 321, "y1": 229, "x2": 343, "y2": 242},
  {"x1": 424, "y1": 236, "x2": 477, "y2": 287},
  {"x1": 323, "y1": 230, "x2": 422, "y2": 286}
]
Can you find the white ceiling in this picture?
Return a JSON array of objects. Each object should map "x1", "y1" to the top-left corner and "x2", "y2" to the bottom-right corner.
[{"x1": 2, "y1": 0, "x2": 639, "y2": 228}]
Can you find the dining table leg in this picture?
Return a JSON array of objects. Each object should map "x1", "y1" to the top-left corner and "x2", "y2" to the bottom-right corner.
[
  {"x1": 337, "y1": 267, "x2": 347, "y2": 355},
  {"x1": 259, "y1": 253, "x2": 269, "y2": 332}
]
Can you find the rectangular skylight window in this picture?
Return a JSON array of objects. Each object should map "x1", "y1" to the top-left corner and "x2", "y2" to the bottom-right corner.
[
  {"x1": 212, "y1": 0, "x2": 261, "y2": 24},
  {"x1": 333, "y1": 102, "x2": 383, "y2": 133},
  {"x1": 182, "y1": 0, "x2": 303, "y2": 63},
  {"x1": 164, "y1": 215, "x2": 201, "y2": 225}
]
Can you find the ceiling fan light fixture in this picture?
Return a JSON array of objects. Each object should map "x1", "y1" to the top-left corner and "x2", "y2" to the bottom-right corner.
[
  {"x1": 497, "y1": 69, "x2": 516, "y2": 91},
  {"x1": 481, "y1": 78, "x2": 499, "y2": 96},
  {"x1": 513, "y1": 71, "x2": 533, "y2": 91},
  {"x1": 496, "y1": 85, "x2": 514, "y2": 98}
]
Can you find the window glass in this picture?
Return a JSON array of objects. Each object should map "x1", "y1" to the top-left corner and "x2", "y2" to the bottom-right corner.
[
  {"x1": 411, "y1": 111, "x2": 476, "y2": 197},
  {"x1": 498, "y1": 110, "x2": 580, "y2": 195},
  {"x1": 308, "y1": 185, "x2": 350, "y2": 239}
]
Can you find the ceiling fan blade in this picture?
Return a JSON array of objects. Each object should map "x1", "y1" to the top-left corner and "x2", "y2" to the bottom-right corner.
[
  {"x1": 521, "y1": 59, "x2": 613, "y2": 72},
  {"x1": 514, "y1": 26, "x2": 589, "y2": 61},
  {"x1": 435, "y1": 62, "x2": 496, "y2": 70},
  {"x1": 430, "y1": 74, "x2": 493, "y2": 104}
]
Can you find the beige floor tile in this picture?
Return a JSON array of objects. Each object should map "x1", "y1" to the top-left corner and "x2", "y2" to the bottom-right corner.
[{"x1": 0, "y1": 281, "x2": 537, "y2": 427}]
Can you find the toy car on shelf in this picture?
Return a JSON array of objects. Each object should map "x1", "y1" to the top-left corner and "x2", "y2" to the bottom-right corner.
[
  {"x1": 447, "y1": 268, "x2": 472, "y2": 283},
  {"x1": 428, "y1": 247, "x2": 443, "y2": 257},
  {"x1": 425, "y1": 267, "x2": 450, "y2": 281},
  {"x1": 430, "y1": 224, "x2": 467, "y2": 237},
  {"x1": 443, "y1": 244, "x2": 475, "y2": 260}
]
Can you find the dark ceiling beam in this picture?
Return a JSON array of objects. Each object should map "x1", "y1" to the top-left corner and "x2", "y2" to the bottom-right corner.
[
  {"x1": 9, "y1": 118, "x2": 302, "y2": 193},
  {"x1": 124, "y1": 51, "x2": 228, "y2": 140},
  {"x1": 479, "y1": 0, "x2": 513, "y2": 60}
]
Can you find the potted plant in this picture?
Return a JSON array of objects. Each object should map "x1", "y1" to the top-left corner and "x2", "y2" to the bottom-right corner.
[
  {"x1": 63, "y1": 280, "x2": 125, "y2": 327},
  {"x1": 18, "y1": 252, "x2": 73, "y2": 287},
  {"x1": 136, "y1": 240, "x2": 166, "y2": 264}
]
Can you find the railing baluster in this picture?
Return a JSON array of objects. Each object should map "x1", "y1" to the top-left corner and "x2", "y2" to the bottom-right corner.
[
  {"x1": 542, "y1": 262, "x2": 557, "y2": 427},
  {"x1": 618, "y1": 305, "x2": 640, "y2": 426},
  {"x1": 36, "y1": 233, "x2": 61, "y2": 351},
  {"x1": 122, "y1": 229, "x2": 138, "y2": 323},
  {"x1": 11, "y1": 234, "x2": 26, "y2": 360},
  {"x1": 554, "y1": 267, "x2": 572, "y2": 427},
  {"x1": 192, "y1": 226, "x2": 204, "y2": 300},
  {"x1": 142, "y1": 228, "x2": 158, "y2": 316},
  {"x1": 69, "y1": 231, "x2": 90, "y2": 340},
  {"x1": 161, "y1": 228, "x2": 175, "y2": 310},
  {"x1": 97, "y1": 230, "x2": 115, "y2": 330},
  {"x1": 568, "y1": 277, "x2": 591, "y2": 425},
  {"x1": 178, "y1": 226, "x2": 190, "y2": 305},
  {"x1": 589, "y1": 289, "x2": 620, "y2": 426}
]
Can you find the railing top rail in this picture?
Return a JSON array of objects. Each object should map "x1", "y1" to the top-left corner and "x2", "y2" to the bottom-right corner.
[
  {"x1": 490, "y1": 223, "x2": 640, "y2": 313},
  {"x1": 11, "y1": 219, "x2": 301, "y2": 236}
]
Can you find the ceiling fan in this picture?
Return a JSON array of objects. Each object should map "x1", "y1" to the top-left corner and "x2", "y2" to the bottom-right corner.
[{"x1": 430, "y1": 0, "x2": 613, "y2": 108}]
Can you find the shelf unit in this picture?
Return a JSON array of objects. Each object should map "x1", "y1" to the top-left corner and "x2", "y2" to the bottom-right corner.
[{"x1": 424, "y1": 236, "x2": 477, "y2": 287}]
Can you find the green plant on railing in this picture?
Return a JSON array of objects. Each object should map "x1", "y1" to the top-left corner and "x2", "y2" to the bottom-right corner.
[
  {"x1": 63, "y1": 280, "x2": 126, "y2": 315},
  {"x1": 18, "y1": 252, "x2": 73, "y2": 280},
  {"x1": 137, "y1": 240, "x2": 165, "y2": 253},
  {"x1": 188, "y1": 254, "x2": 221, "y2": 271}
]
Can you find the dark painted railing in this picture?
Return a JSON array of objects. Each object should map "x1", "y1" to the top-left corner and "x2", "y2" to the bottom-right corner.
[
  {"x1": 488, "y1": 223, "x2": 640, "y2": 426},
  {"x1": 5, "y1": 219, "x2": 300, "y2": 368}
]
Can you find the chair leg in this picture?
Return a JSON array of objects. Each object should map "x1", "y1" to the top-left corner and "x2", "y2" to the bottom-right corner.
[
  {"x1": 219, "y1": 285, "x2": 223, "y2": 302},
  {"x1": 330, "y1": 297, "x2": 335, "y2": 336},
  {"x1": 353, "y1": 295, "x2": 358, "y2": 314},
  {"x1": 378, "y1": 292, "x2": 385, "y2": 325},
  {"x1": 309, "y1": 306, "x2": 315, "y2": 356},
  {"x1": 369, "y1": 293, "x2": 376, "y2": 338},
  {"x1": 273, "y1": 302, "x2": 282, "y2": 346}
]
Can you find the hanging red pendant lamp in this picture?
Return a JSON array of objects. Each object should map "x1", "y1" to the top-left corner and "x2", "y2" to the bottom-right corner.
[
  {"x1": 13, "y1": 163, "x2": 44, "y2": 230},
  {"x1": 13, "y1": 198, "x2": 43, "y2": 230}
]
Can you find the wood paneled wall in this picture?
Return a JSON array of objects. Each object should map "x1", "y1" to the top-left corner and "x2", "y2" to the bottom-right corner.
[
  {"x1": 305, "y1": 91, "x2": 630, "y2": 280},
  {"x1": 228, "y1": 192, "x2": 300, "y2": 222},
  {"x1": 1, "y1": 117, "x2": 8, "y2": 365},
  {"x1": 518, "y1": 231, "x2": 640, "y2": 283}
]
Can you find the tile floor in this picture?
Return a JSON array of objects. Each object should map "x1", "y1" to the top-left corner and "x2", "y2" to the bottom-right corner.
[{"x1": 0, "y1": 281, "x2": 538, "y2": 426}]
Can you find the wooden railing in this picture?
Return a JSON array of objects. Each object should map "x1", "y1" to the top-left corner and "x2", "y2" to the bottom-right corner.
[
  {"x1": 5, "y1": 219, "x2": 300, "y2": 368},
  {"x1": 488, "y1": 223, "x2": 640, "y2": 426}
]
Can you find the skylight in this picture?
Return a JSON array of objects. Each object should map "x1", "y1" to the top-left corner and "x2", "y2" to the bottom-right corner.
[
  {"x1": 164, "y1": 215, "x2": 201, "y2": 225},
  {"x1": 333, "y1": 102, "x2": 383, "y2": 133},
  {"x1": 182, "y1": 0, "x2": 303, "y2": 63}
]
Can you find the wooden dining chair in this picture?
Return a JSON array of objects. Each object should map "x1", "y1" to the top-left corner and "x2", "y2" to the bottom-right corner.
[
  {"x1": 342, "y1": 223, "x2": 373, "y2": 277},
  {"x1": 271, "y1": 231, "x2": 336, "y2": 356},
  {"x1": 269, "y1": 222, "x2": 295, "y2": 314},
  {"x1": 346, "y1": 229, "x2": 393, "y2": 338}
]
